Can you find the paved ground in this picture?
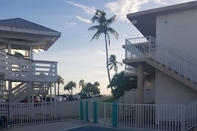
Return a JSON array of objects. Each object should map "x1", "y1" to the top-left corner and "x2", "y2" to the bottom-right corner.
[
  {"x1": 2, "y1": 120, "x2": 114, "y2": 131},
  {"x1": 1, "y1": 120, "x2": 151, "y2": 131}
]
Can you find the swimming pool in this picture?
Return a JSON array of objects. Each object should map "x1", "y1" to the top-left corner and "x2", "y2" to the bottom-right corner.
[{"x1": 63, "y1": 126, "x2": 130, "y2": 131}]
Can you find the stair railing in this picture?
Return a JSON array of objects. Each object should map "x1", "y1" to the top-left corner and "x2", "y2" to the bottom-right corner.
[
  {"x1": 185, "y1": 100, "x2": 197, "y2": 130},
  {"x1": 125, "y1": 36, "x2": 197, "y2": 83}
]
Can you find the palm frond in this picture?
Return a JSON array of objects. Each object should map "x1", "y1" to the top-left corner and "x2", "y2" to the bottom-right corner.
[
  {"x1": 88, "y1": 25, "x2": 99, "y2": 31},
  {"x1": 106, "y1": 15, "x2": 116, "y2": 25},
  {"x1": 109, "y1": 65, "x2": 113, "y2": 70},
  {"x1": 91, "y1": 16, "x2": 99, "y2": 23},
  {"x1": 91, "y1": 10, "x2": 106, "y2": 24},
  {"x1": 107, "y1": 27, "x2": 118, "y2": 39},
  {"x1": 107, "y1": 62, "x2": 113, "y2": 66},
  {"x1": 90, "y1": 31, "x2": 101, "y2": 42}
]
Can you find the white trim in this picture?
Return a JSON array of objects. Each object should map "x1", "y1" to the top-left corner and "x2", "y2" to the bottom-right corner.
[{"x1": 0, "y1": 26, "x2": 61, "y2": 37}]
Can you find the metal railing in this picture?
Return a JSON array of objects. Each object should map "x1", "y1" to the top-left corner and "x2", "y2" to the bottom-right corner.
[
  {"x1": 115, "y1": 89, "x2": 154, "y2": 104},
  {"x1": 97, "y1": 102, "x2": 112, "y2": 125},
  {"x1": 185, "y1": 100, "x2": 197, "y2": 130},
  {"x1": 117, "y1": 103, "x2": 185, "y2": 131},
  {"x1": 125, "y1": 36, "x2": 197, "y2": 83},
  {"x1": 0, "y1": 102, "x2": 80, "y2": 126}
]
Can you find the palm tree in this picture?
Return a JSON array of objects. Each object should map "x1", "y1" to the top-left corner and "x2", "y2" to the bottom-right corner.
[
  {"x1": 85, "y1": 82, "x2": 93, "y2": 92},
  {"x1": 108, "y1": 54, "x2": 122, "y2": 74},
  {"x1": 79, "y1": 79, "x2": 86, "y2": 92},
  {"x1": 57, "y1": 75, "x2": 64, "y2": 95},
  {"x1": 64, "y1": 81, "x2": 76, "y2": 95},
  {"x1": 88, "y1": 10, "x2": 118, "y2": 92},
  {"x1": 107, "y1": 71, "x2": 137, "y2": 99},
  {"x1": 64, "y1": 84, "x2": 71, "y2": 94},
  {"x1": 93, "y1": 81, "x2": 100, "y2": 88}
]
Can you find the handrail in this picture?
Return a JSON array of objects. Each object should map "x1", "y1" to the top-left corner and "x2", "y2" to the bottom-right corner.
[
  {"x1": 0, "y1": 51, "x2": 57, "y2": 82},
  {"x1": 125, "y1": 36, "x2": 197, "y2": 83},
  {"x1": 185, "y1": 100, "x2": 197, "y2": 130}
]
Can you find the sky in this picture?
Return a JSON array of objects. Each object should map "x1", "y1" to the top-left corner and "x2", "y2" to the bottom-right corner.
[{"x1": 0, "y1": 0, "x2": 194, "y2": 95}]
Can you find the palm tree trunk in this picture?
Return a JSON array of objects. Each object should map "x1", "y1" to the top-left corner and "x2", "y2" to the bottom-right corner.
[
  {"x1": 67, "y1": 89, "x2": 71, "y2": 94},
  {"x1": 57, "y1": 84, "x2": 60, "y2": 95},
  {"x1": 105, "y1": 34, "x2": 113, "y2": 91}
]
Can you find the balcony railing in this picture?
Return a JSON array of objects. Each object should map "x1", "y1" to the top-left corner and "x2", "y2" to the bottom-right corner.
[
  {"x1": 125, "y1": 36, "x2": 197, "y2": 83},
  {"x1": 0, "y1": 51, "x2": 57, "y2": 82}
]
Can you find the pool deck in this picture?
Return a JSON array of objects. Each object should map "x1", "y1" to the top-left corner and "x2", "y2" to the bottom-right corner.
[{"x1": 2, "y1": 120, "x2": 155, "y2": 131}]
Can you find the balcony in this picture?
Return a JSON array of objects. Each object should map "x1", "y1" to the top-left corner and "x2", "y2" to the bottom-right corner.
[{"x1": 0, "y1": 51, "x2": 57, "y2": 83}]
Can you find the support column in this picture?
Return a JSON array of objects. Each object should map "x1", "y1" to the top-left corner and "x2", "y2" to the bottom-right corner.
[
  {"x1": 136, "y1": 63, "x2": 144, "y2": 104},
  {"x1": 8, "y1": 44, "x2": 11, "y2": 53},
  {"x1": 29, "y1": 46, "x2": 33, "y2": 59}
]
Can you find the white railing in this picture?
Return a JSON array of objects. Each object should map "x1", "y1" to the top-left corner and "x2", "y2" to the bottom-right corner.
[
  {"x1": 117, "y1": 103, "x2": 185, "y2": 131},
  {"x1": 97, "y1": 102, "x2": 112, "y2": 125},
  {"x1": 34, "y1": 83, "x2": 51, "y2": 96},
  {"x1": 0, "y1": 101, "x2": 80, "y2": 126},
  {"x1": 12, "y1": 82, "x2": 32, "y2": 103},
  {"x1": 0, "y1": 51, "x2": 57, "y2": 83},
  {"x1": 115, "y1": 89, "x2": 154, "y2": 104},
  {"x1": 185, "y1": 100, "x2": 197, "y2": 130},
  {"x1": 125, "y1": 36, "x2": 197, "y2": 83}
]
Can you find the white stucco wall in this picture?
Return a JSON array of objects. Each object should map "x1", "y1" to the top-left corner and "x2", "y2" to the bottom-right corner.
[
  {"x1": 156, "y1": 9, "x2": 197, "y2": 57},
  {"x1": 155, "y1": 70, "x2": 197, "y2": 105},
  {"x1": 154, "y1": 9, "x2": 197, "y2": 105}
]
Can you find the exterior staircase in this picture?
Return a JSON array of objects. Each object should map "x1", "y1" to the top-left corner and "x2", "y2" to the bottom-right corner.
[
  {"x1": 11, "y1": 82, "x2": 32, "y2": 103},
  {"x1": 0, "y1": 50, "x2": 57, "y2": 103},
  {"x1": 11, "y1": 82, "x2": 51, "y2": 103},
  {"x1": 124, "y1": 36, "x2": 197, "y2": 91},
  {"x1": 123, "y1": 36, "x2": 197, "y2": 130}
]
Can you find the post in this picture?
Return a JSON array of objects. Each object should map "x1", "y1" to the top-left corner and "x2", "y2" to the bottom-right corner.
[
  {"x1": 80, "y1": 101, "x2": 84, "y2": 120},
  {"x1": 85, "y1": 101, "x2": 89, "y2": 121},
  {"x1": 137, "y1": 63, "x2": 144, "y2": 104},
  {"x1": 112, "y1": 102, "x2": 118, "y2": 127},
  {"x1": 148, "y1": 36, "x2": 152, "y2": 57},
  {"x1": 93, "y1": 101, "x2": 98, "y2": 123}
]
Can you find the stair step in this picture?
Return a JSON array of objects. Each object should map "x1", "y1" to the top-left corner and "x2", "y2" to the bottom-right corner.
[{"x1": 147, "y1": 60, "x2": 197, "y2": 91}]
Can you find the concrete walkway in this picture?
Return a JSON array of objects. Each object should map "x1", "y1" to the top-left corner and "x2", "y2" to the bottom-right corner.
[
  {"x1": 1, "y1": 120, "x2": 112, "y2": 131},
  {"x1": 0, "y1": 120, "x2": 152, "y2": 131}
]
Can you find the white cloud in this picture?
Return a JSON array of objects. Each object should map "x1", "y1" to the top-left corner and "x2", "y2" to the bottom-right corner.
[
  {"x1": 105, "y1": 0, "x2": 166, "y2": 22},
  {"x1": 96, "y1": 50, "x2": 105, "y2": 55},
  {"x1": 76, "y1": 16, "x2": 92, "y2": 23},
  {"x1": 64, "y1": 22, "x2": 76, "y2": 27},
  {"x1": 65, "y1": 0, "x2": 95, "y2": 15}
]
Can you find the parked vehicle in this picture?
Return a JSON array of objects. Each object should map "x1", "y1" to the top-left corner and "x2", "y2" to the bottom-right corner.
[
  {"x1": 58, "y1": 95, "x2": 67, "y2": 102},
  {"x1": 54, "y1": 96, "x2": 63, "y2": 102},
  {"x1": 74, "y1": 94, "x2": 81, "y2": 100},
  {"x1": 87, "y1": 93, "x2": 91, "y2": 98},
  {"x1": 67, "y1": 95, "x2": 74, "y2": 101},
  {"x1": 20, "y1": 96, "x2": 41, "y2": 103},
  {"x1": 80, "y1": 93, "x2": 88, "y2": 99}
]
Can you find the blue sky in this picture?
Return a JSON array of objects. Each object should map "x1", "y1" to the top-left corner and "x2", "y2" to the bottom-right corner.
[{"x1": 0, "y1": 0, "x2": 193, "y2": 94}]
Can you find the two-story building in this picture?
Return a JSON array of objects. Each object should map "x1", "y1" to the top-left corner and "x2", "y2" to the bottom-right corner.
[{"x1": 123, "y1": 1, "x2": 197, "y2": 106}]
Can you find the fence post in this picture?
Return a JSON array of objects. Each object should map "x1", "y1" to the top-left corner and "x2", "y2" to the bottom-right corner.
[
  {"x1": 80, "y1": 101, "x2": 84, "y2": 120},
  {"x1": 112, "y1": 102, "x2": 118, "y2": 127},
  {"x1": 85, "y1": 101, "x2": 89, "y2": 121},
  {"x1": 93, "y1": 101, "x2": 98, "y2": 123}
]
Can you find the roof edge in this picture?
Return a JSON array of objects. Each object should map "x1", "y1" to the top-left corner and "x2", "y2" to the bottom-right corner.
[
  {"x1": 0, "y1": 26, "x2": 61, "y2": 37},
  {"x1": 127, "y1": 1, "x2": 197, "y2": 19}
]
